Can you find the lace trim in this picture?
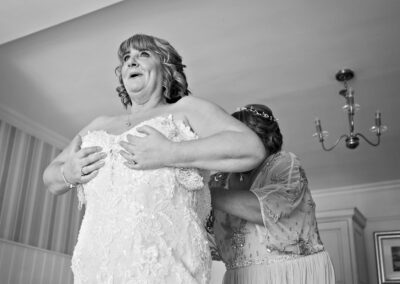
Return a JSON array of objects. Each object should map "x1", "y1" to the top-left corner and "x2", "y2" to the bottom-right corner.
[{"x1": 175, "y1": 168, "x2": 204, "y2": 191}]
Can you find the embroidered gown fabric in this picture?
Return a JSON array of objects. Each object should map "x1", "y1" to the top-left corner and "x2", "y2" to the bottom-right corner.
[
  {"x1": 210, "y1": 151, "x2": 335, "y2": 284},
  {"x1": 71, "y1": 115, "x2": 212, "y2": 284}
]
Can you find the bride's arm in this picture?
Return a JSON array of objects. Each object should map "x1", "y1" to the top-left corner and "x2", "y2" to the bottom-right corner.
[{"x1": 170, "y1": 96, "x2": 265, "y2": 172}]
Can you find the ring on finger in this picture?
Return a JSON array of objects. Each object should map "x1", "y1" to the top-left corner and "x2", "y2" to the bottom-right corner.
[
  {"x1": 81, "y1": 166, "x2": 86, "y2": 176},
  {"x1": 128, "y1": 159, "x2": 136, "y2": 166}
]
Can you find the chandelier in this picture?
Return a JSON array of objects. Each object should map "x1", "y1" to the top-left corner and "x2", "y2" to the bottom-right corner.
[{"x1": 313, "y1": 69, "x2": 387, "y2": 151}]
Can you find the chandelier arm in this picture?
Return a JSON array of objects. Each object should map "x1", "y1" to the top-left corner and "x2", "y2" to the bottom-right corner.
[
  {"x1": 321, "y1": 134, "x2": 348, "y2": 151},
  {"x1": 355, "y1": 133, "x2": 380, "y2": 147}
]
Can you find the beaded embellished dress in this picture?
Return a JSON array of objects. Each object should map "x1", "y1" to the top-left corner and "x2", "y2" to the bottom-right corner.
[
  {"x1": 71, "y1": 115, "x2": 212, "y2": 284},
  {"x1": 210, "y1": 151, "x2": 335, "y2": 284}
]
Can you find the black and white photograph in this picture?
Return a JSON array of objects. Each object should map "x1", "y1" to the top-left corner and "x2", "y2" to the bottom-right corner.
[
  {"x1": 375, "y1": 231, "x2": 400, "y2": 284},
  {"x1": 1, "y1": 1, "x2": 400, "y2": 283},
  {"x1": 392, "y1": 246, "x2": 400, "y2": 272}
]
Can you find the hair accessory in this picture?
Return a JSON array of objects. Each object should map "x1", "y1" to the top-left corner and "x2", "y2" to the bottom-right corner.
[
  {"x1": 236, "y1": 106, "x2": 278, "y2": 122},
  {"x1": 61, "y1": 165, "x2": 78, "y2": 189}
]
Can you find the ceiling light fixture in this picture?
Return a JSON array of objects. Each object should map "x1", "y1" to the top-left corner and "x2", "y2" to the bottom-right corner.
[{"x1": 313, "y1": 69, "x2": 387, "y2": 151}]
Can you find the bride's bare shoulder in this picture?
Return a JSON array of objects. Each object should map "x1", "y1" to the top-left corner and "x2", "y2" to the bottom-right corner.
[
  {"x1": 176, "y1": 96, "x2": 224, "y2": 112},
  {"x1": 79, "y1": 115, "x2": 117, "y2": 136}
]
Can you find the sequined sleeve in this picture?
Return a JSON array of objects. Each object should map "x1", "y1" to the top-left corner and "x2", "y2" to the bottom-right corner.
[{"x1": 250, "y1": 152, "x2": 307, "y2": 225}]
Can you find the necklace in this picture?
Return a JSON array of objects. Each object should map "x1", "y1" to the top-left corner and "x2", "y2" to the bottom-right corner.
[
  {"x1": 125, "y1": 118, "x2": 132, "y2": 128},
  {"x1": 125, "y1": 111, "x2": 133, "y2": 128}
]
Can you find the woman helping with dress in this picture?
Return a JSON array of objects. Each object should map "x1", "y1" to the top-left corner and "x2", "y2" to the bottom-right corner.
[
  {"x1": 43, "y1": 34, "x2": 265, "y2": 283},
  {"x1": 209, "y1": 104, "x2": 335, "y2": 284}
]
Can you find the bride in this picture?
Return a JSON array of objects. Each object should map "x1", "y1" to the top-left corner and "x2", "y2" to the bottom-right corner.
[{"x1": 43, "y1": 34, "x2": 265, "y2": 283}]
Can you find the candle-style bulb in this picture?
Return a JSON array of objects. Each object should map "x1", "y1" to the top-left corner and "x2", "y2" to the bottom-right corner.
[
  {"x1": 375, "y1": 110, "x2": 381, "y2": 127},
  {"x1": 315, "y1": 117, "x2": 322, "y2": 133}
]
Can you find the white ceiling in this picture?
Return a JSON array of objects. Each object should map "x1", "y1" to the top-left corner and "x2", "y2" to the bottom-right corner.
[
  {"x1": 0, "y1": 0, "x2": 399, "y2": 190},
  {"x1": 0, "y1": 0, "x2": 123, "y2": 44}
]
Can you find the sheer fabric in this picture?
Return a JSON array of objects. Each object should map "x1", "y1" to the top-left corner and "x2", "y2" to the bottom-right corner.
[
  {"x1": 250, "y1": 152, "x2": 324, "y2": 254},
  {"x1": 71, "y1": 115, "x2": 211, "y2": 284}
]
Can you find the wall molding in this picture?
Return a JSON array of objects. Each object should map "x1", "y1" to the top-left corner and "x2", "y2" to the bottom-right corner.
[
  {"x1": 366, "y1": 214, "x2": 400, "y2": 223},
  {"x1": 317, "y1": 207, "x2": 367, "y2": 228},
  {"x1": 312, "y1": 179, "x2": 400, "y2": 197},
  {"x1": 0, "y1": 103, "x2": 68, "y2": 149},
  {"x1": 0, "y1": 238, "x2": 71, "y2": 259}
]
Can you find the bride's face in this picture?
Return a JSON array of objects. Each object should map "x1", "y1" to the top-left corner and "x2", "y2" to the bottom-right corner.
[{"x1": 121, "y1": 47, "x2": 163, "y2": 104}]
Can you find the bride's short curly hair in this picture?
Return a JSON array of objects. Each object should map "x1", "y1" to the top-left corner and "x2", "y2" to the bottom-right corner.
[{"x1": 115, "y1": 34, "x2": 190, "y2": 108}]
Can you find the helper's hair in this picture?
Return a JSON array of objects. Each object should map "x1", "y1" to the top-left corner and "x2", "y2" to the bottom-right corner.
[{"x1": 232, "y1": 104, "x2": 283, "y2": 155}]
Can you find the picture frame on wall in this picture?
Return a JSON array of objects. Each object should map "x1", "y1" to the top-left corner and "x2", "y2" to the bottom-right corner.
[{"x1": 374, "y1": 230, "x2": 400, "y2": 284}]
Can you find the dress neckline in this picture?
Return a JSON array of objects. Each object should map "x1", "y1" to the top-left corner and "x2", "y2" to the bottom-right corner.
[
  {"x1": 106, "y1": 114, "x2": 172, "y2": 137},
  {"x1": 84, "y1": 114, "x2": 195, "y2": 138}
]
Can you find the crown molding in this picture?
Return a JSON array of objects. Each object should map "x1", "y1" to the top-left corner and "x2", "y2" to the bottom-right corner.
[
  {"x1": 312, "y1": 179, "x2": 400, "y2": 197},
  {"x1": 0, "y1": 104, "x2": 68, "y2": 149},
  {"x1": 316, "y1": 207, "x2": 367, "y2": 227}
]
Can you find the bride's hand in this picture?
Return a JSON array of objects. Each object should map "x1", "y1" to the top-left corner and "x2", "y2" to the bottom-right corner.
[
  {"x1": 119, "y1": 126, "x2": 173, "y2": 170},
  {"x1": 63, "y1": 135, "x2": 107, "y2": 185}
]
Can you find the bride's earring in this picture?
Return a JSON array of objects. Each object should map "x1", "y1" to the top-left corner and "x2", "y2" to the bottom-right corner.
[{"x1": 239, "y1": 174, "x2": 244, "y2": 182}]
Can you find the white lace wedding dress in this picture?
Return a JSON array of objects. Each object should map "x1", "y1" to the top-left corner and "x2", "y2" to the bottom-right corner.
[{"x1": 71, "y1": 115, "x2": 212, "y2": 284}]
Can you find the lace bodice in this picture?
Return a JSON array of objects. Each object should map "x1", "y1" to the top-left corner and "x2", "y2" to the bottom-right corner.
[{"x1": 71, "y1": 115, "x2": 212, "y2": 284}]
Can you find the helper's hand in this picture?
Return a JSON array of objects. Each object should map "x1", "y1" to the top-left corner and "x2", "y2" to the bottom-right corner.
[
  {"x1": 63, "y1": 135, "x2": 107, "y2": 185},
  {"x1": 119, "y1": 125, "x2": 174, "y2": 170}
]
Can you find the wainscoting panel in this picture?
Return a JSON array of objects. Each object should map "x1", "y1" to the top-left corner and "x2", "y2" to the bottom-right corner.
[{"x1": 0, "y1": 238, "x2": 73, "y2": 284}]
